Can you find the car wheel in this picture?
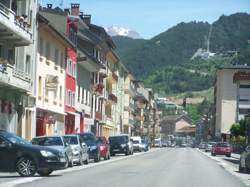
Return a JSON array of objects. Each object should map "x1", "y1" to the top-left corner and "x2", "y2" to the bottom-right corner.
[
  {"x1": 37, "y1": 170, "x2": 53, "y2": 176},
  {"x1": 125, "y1": 149, "x2": 130, "y2": 156},
  {"x1": 65, "y1": 155, "x2": 69, "y2": 168},
  {"x1": 78, "y1": 154, "x2": 83, "y2": 166},
  {"x1": 68, "y1": 157, "x2": 74, "y2": 167},
  {"x1": 226, "y1": 154, "x2": 231, "y2": 157},
  {"x1": 94, "y1": 152, "x2": 100, "y2": 162},
  {"x1": 16, "y1": 157, "x2": 37, "y2": 177},
  {"x1": 83, "y1": 156, "x2": 89, "y2": 165},
  {"x1": 111, "y1": 152, "x2": 115, "y2": 156},
  {"x1": 211, "y1": 152, "x2": 216, "y2": 156}
]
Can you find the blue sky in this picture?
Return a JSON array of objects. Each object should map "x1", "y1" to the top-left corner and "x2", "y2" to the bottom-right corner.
[{"x1": 40, "y1": 0, "x2": 250, "y2": 39}]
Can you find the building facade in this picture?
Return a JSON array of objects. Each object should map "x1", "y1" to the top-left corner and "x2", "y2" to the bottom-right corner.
[{"x1": 214, "y1": 66, "x2": 250, "y2": 140}]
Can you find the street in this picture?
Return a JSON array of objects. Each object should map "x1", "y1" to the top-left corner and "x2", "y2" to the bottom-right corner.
[{"x1": 0, "y1": 148, "x2": 246, "y2": 187}]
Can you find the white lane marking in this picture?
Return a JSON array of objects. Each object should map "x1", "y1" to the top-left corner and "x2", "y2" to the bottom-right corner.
[{"x1": 0, "y1": 148, "x2": 162, "y2": 187}]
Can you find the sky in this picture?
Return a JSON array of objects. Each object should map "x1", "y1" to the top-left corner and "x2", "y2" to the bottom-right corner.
[{"x1": 40, "y1": 0, "x2": 250, "y2": 39}]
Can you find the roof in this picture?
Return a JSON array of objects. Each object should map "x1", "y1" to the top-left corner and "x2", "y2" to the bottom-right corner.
[
  {"x1": 218, "y1": 65, "x2": 250, "y2": 70},
  {"x1": 38, "y1": 13, "x2": 75, "y2": 49}
]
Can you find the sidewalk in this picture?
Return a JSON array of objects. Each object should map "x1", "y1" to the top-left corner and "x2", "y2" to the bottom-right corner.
[{"x1": 232, "y1": 153, "x2": 241, "y2": 160}]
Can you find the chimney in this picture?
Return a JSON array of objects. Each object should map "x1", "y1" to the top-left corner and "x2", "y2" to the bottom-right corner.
[
  {"x1": 71, "y1": 3, "x2": 80, "y2": 16},
  {"x1": 47, "y1": 4, "x2": 52, "y2": 9},
  {"x1": 82, "y1": 15, "x2": 91, "y2": 25}
]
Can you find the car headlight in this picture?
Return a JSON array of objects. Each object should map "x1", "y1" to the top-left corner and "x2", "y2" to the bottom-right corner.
[{"x1": 40, "y1": 150, "x2": 55, "y2": 157}]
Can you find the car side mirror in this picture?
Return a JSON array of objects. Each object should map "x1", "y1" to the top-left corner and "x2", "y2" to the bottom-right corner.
[
  {"x1": 81, "y1": 142, "x2": 87, "y2": 147},
  {"x1": 65, "y1": 142, "x2": 70, "y2": 147}
]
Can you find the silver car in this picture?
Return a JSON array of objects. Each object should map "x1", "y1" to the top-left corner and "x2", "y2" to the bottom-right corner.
[
  {"x1": 63, "y1": 135, "x2": 89, "y2": 165},
  {"x1": 31, "y1": 136, "x2": 74, "y2": 167}
]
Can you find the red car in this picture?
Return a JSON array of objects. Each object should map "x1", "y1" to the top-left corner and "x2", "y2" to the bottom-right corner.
[
  {"x1": 211, "y1": 142, "x2": 232, "y2": 157},
  {"x1": 97, "y1": 136, "x2": 110, "y2": 160}
]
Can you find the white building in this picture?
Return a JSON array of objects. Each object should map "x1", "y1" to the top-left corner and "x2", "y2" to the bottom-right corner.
[{"x1": 215, "y1": 66, "x2": 250, "y2": 140}]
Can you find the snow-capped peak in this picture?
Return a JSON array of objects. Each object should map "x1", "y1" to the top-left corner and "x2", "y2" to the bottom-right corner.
[{"x1": 105, "y1": 26, "x2": 141, "y2": 39}]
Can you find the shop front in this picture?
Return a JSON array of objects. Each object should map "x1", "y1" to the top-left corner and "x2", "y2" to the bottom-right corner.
[{"x1": 36, "y1": 109, "x2": 65, "y2": 136}]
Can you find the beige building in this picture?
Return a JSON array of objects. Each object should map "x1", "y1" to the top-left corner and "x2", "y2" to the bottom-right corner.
[
  {"x1": 215, "y1": 66, "x2": 250, "y2": 140},
  {"x1": 35, "y1": 13, "x2": 73, "y2": 136}
]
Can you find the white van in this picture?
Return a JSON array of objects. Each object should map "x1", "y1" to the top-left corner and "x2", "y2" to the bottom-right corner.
[{"x1": 131, "y1": 136, "x2": 143, "y2": 152}]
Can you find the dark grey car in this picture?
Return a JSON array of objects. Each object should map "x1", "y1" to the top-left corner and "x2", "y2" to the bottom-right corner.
[
  {"x1": 31, "y1": 136, "x2": 74, "y2": 167},
  {"x1": 239, "y1": 146, "x2": 250, "y2": 173}
]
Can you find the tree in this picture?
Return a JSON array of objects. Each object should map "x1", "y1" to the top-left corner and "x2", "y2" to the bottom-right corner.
[{"x1": 230, "y1": 118, "x2": 247, "y2": 137}]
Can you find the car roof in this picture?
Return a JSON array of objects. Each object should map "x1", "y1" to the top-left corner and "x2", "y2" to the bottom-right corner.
[
  {"x1": 109, "y1": 134, "x2": 129, "y2": 137},
  {"x1": 33, "y1": 135, "x2": 63, "y2": 139}
]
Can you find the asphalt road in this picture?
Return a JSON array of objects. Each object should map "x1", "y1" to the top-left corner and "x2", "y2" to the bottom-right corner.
[{"x1": 6, "y1": 148, "x2": 243, "y2": 187}]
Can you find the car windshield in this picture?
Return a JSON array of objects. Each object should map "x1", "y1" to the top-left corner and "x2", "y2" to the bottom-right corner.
[
  {"x1": 2, "y1": 132, "x2": 30, "y2": 145},
  {"x1": 133, "y1": 140, "x2": 139, "y2": 144},
  {"x1": 81, "y1": 134, "x2": 96, "y2": 143},
  {"x1": 32, "y1": 137, "x2": 63, "y2": 146},
  {"x1": 63, "y1": 136, "x2": 78, "y2": 145},
  {"x1": 109, "y1": 136, "x2": 128, "y2": 143}
]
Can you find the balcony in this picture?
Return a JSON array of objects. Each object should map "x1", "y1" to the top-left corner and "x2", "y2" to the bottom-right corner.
[
  {"x1": 0, "y1": 63, "x2": 31, "y2": 92},
  {"x1": 124, "y1": 83, "x2": 136, "y2": 96},
  {"x1": 92, "y1": 83, "x2": 104, "y2": 95},
  {"x1": 108, "y1": 93, "x2": 117, "y2": 103},
  {"x1": 0, "y1": 2, "x2": 32, "y2": 46}
]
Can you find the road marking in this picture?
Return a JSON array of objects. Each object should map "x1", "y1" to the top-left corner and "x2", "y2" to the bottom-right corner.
[{"x1": 0, "y1": 148, "x2": 162, "y2": 187}]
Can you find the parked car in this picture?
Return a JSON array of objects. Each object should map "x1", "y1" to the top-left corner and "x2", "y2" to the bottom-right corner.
[
  {"x1": 77, "y1": 132, "x2": 101, "y2": 162},
  {"x1": 141, "y1": 139, "x2": 150, "y2": 152},
  {"x1": 31, "y1": 135, "x2": 74, "y2": 167},
  {"x1": 109, "y1": 134, "x2": 133, "y2": 156},
  {"x1": 97, "y1": 136, "x2": 110, "y2": 160},
  {"x1": 211, "y1": 142, "x2": 232, "y2": 157},
  {"x1": 205, "y1": 142, "x2": 217, "y2": 152},
  {"x1": 198, "y1": 142, "x2": 206, "y2": 149},
  {"x1": 131, "y1": 136, "x2": 143, "y2": 152},
  {"x1": 0, "y1": 131, "x2": 67, "y2": 177},
  {"x1": 154, "y1": 138, "x2": 162, "y2": 147},
  {"x1": 239, "y1": 146, "x2": 250, "y2": 173},
  {"x1": 63, "y1": 134, "x2": 89, "y2": 165}
]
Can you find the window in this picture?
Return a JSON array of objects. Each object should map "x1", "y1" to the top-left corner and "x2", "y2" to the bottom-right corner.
[
  {"x1": 85, "y1": 90, "x2": 88, "y2": 105},
  {"x1": 54, "y1": 89, "x2": 57, "y2": 100},
  {"x1": 60, "y1": 52, "x2": 64, "y2": 68},
  {"x1": 77, "y1": 86, "x2": 80, "y2": 102},
  {"x1": 72, "y1": 93, "x2": 75, "y2": 107},
  {"x1": 67, "y1": 90, "x2": 71, "y2": 106},
  {"x1": 46, "y1": 41, "x2": 50, "y2": 60},
  {"x1": 239, "y1": 108, "x2": 250, "y2": 115},
  {"x1": 73, "y1": 63, "x2": 77, "y2": 78},
  {"x1": 68, "y1": 59, "x2": 72, "y2": 75},
  {"x1": 54, "y1": 48, "x2": 59, "y2": 65},
  {"x1": 25, "y1": 55, "x2": 31, "y2": 74},
  {"x1": 39, "y1": 37, "x2": 44, "y2": 56},
  {"x1": 82, "y1": 88, "x2": 84, "y2": 104},
  {"x1": 240, "y1": 85, "x2": 250, "y2": 89},
  {"x1": 38, "y1": 76, "x2": 42, "y2": 97},
  {"x1": 59, "y1": 86, "x2": 62, "y2": 101},
  {"x1": 83, "y1": 89, "x2": 86, "y2": 104}
]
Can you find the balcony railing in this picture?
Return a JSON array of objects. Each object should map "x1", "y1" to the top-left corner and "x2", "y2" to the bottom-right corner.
[
  {"x1": 0, "y1": 63, "x2": 31, "y2": 92},
  {"x1": 0, "y1": 2, "x2": 32, "y2": 45}
]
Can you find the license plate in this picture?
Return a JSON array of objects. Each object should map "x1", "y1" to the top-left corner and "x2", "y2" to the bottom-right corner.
[{"x1": 60, "y1": 158, "x2": 66, "y2": 162}]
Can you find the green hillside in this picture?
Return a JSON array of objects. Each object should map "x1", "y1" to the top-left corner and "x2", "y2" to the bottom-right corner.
[{"x1": 113, "y1": 13, "x2": 250, "y2": 95}]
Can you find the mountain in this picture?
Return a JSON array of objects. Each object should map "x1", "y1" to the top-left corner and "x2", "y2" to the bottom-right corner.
[
  {"x1": 105, "y1": 26, "x2": 142, "y2": 39},
  {"x1": 113, "y1": 13, "x2": 250, "y2": 95}
]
